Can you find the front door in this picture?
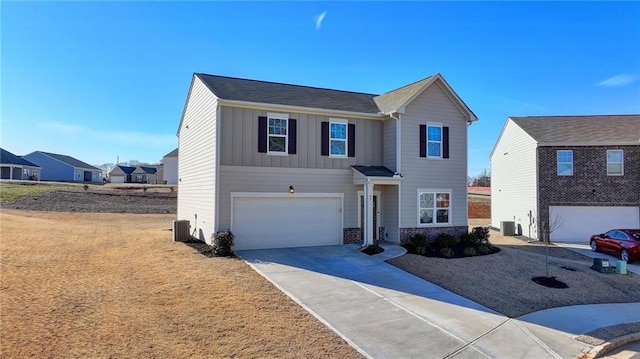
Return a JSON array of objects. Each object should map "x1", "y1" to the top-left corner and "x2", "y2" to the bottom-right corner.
[{"x1": 360, "y1": 195, "x2": 378, "y2": 241}]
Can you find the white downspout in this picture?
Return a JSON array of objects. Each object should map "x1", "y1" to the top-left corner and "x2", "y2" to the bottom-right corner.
[{"x1": 389, "y1": 113, "x2": 402, "y2": 244}]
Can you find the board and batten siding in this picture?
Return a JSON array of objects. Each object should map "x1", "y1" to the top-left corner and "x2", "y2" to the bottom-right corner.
[
  {"x1": 218, "y1": 165, "x2": 360, "y2": 231},
  {"x1": 383, "y1": 118, "x2": 397, "y2": 172},
  {"x1": 218, "y1": 106, "x2": 383, "y2": 169},
  {"x1": 490, "y1": 119, "x2": 539, "y2": 239},
  {"x1": 398, "y1": 82, "x2": 469, "y2": 228},
  {"x1": 381, "y1": 185, "x2": 399, "y2": 242},
  {"x1": 177, "y1": 76, "x2": 219, "y2": 243}
]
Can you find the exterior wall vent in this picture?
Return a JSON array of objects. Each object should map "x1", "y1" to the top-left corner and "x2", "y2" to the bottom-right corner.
[
  {"x1": 173, "y1": 220, "x2": 191, "y2": 242},
  {"x1": 500, "y1": 221, "x2": 516, "y2": 236}
]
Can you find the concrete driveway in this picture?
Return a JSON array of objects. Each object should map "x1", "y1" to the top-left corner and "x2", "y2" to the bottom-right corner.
[
  {"x1": 237, "y1": 244, "x2": 639, "y2": 358},
  {"x1": 554, "y1": 242, "x2": 640, "y2": 275}
]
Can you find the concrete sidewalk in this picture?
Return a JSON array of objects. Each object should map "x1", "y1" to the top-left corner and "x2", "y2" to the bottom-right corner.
[{"x1": 237, "y1": 244, "x2": 640, "y2": 358}]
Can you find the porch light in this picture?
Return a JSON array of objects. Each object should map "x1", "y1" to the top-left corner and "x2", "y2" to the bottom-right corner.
[{"x1": 289, "y1": 186, "x2": 295, "y2": 194}]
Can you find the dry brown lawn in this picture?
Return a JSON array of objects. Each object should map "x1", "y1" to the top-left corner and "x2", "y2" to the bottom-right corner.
[{"x1": 0, "y1": 210, "x2": 363, "y2": 358}]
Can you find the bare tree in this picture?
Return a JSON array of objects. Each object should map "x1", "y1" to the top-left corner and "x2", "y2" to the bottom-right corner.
[{"x1": 541, "y1": 213, "x2": 565, "y2": 277}]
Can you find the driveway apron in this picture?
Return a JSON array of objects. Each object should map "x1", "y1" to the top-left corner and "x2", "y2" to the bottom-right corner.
[{"x1": 237, "y1": 244, "x2": 596, "y2": 359}]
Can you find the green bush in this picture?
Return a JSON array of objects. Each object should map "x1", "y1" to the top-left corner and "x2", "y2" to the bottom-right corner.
[
  {"x1": 471, "y1": 227, "x2": 491, "y2": 244},
  {"x1": 213, "y1": 231, "x2": 235, "y2": 256},
  {"x1": 460, "y1": 233, "x2": 480, "y2": 246},
  {"x1": 439, "y1": 247, "x2": 455, "y2": 258},
  {"x1": 435, "y1": 233, "x2": 458, "y2": 248},
  {"x1": 463, "y1": 247, "x2": 478, "y2": 256},
  {"x1": 477, "y1": 243, "x2": 493, "y2": 255},
  {"x1": 411, "y1": 233, "x2": 429, "y2": 255}
]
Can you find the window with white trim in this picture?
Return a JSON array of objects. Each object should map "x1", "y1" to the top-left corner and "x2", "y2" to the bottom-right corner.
[
  {"x1": 329, "y1": 121, "x2": 347, "y2": 157},
  {"x1": 427, "y1": 124, "x2": 442, "y2": 158},
  {"x1": 557, "y1": 150, "x2": 573, "y2": 176},
  {"x1": 136, "y1": 175, "x2": 143, "y2": 182},
  {"x1": 418, "y1": 190, "x2": 451, "y2": 225},
  {"x1": 268, "y1": 114, "x2": 288, "y2": 154},
  {"x1": 607, "y1": 150, "x2": 623, "y2": 175}
]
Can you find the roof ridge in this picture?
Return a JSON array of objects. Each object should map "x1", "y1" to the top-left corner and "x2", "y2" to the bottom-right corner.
[
  {"x1": 376, "y1": 74, "x2": 438, "y2": 96},
  {"x1": 511, "y1": 114, "x2": 640, "y2": 119},
  {"x1": 196, "y1": 73, "x2": 379, "y2": 97}
]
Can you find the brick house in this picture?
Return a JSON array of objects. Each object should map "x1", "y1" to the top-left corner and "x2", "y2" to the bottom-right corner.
[{"x1": 490, "y1": 115, "x2": 640, "y2": 243}]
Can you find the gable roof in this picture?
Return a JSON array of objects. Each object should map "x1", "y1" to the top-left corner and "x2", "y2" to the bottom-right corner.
[
  {"x1": 138, "y1": 166, "x2": 157, "y2": 174},
  {"x1": 163, "y1": 148, "x2": 178, "y2": 158},
  {"x1": 509, "y1": 115, "x2": 640, "y2": 145},
  {"x1": 373, "y1": 73, "x2": 478, "y2": 122},
  {"x1": 113, "y1": 165, "x2": 136, "y2": 174},
  {"x1": 0, "y1": 148, "x2": 40, "y2": 167},
  {"x1": 31, "y1": 151, "x2": 100, "y2": 170},
  {"x1": 196, "y1": 74, "x2": 381, "y2": 115}
]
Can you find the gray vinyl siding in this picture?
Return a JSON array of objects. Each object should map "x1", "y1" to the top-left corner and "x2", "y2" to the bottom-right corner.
[
  {"x1": 399, "y1": 82, "x2": 469, "y2": 228},
  {"x1": 218, "y1": 106, "x2": 383, "y2": 169},
  {"x1": 177, "y1": 76, "x2": 218, "y2": 243},
  {"x1": 383, "y1": 118, "x2": 397, "y2": 172},
  {"x1": 381, "y1": 185, "x2": 399, "y2": 242},
  {"x1": 490, "y1": 119, "x2": 539, "y2": 238},
  {"x1": 218, "y1": 165, "x2": 359, "y2": 230}
]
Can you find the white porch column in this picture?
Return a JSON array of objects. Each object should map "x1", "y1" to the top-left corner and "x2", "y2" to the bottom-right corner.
[
  {"x1": 363, "y1": 179, "x2": 374, "y2": 246},
  {"x1": 9, "y1": 166, "x2": 14, "y2": 180}
]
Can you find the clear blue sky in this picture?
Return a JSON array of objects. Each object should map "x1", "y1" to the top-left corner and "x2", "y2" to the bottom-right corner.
[{"x1": 2, "y1": 1, "x2": 639, "y2": 176}]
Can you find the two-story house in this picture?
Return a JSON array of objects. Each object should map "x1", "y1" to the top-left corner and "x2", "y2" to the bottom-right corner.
[
  {"x1": 490, "y1": 115, "x2": 640, "y2": 243},
  {"x1": 176, "y1": 73, "x2": 477, "y2": 250}
]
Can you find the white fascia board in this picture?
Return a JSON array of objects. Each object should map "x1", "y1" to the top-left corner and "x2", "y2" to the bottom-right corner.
[
  {"x1": 538, "y1": 141, "x2": 640, "y2": 146},
  {"x1": 353, "y1": 176, "x2": 402, "y2": 185},
  {"x1": 219, "y1": 99, "x2": 383, "y2": 120}
]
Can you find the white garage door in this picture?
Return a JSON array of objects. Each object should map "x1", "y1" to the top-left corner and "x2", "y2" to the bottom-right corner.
[
  {"x1": 232, "y1": 195, "x2": 343, "y2": 250},
  {"x1": 110, "y1": 175, "x2": 125, "y2": 183},
  {"x1": 550, "y1": 206, "x2": 640, "y2": 243}
]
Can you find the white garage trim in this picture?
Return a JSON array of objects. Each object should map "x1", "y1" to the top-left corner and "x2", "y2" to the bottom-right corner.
[
  {"x1": 231, "y1": 192, "x2": 344, "y2": 250},
  {"x1": 550, "y1": 206, "x2": 640, "y2": 244}
]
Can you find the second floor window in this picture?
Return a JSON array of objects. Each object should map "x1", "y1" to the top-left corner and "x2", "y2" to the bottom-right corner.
[
  {"x1": 607, "y1": 150, "x2": 623, "y2": 175},
  {"x1": 427, "y1": 124, "x2": 442, "y2": 158},
  {"x1": 330, "y1": 121, "x2": 347, "y2": 157},
  {"x1": 268, "y1": 116, "x2": 288, "y2": 154},
  {"x1": 557, "y1": 150, "x2": 573, "y2": 176}
]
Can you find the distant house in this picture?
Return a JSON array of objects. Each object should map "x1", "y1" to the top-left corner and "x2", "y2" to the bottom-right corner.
[
  {"x1": 109, "y1": 165, "x2": 136, "y2": 183},
  {"x1": 109, "y1": 165, "x2": 159, "y2": 184},
  {"x1": 0, "y1": 148, "x2": 41, "y2": 180},
  {"x1": 490, "y1": 115, "x2": 640, "y2": 243},
  {"x1": 162, "y1": 148, "x2": 178, "y2": 185},
  {"x1": 22, "y1": 151, "x2": 101, "y2": 182}
]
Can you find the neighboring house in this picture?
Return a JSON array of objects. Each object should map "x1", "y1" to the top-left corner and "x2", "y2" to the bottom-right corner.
[
  {"x1": 22, "y1": 151, "x2": 101, "y2": 182},
  {"x1": 162, "y1": 148, "x2": 178, "y2": 185},
  {"x1": 0, "y1": 148, "x2": 41, "y2": 180},
  {"x1": 132, "y1": 166, "x2": 159, "y2": 184},
  {"x1": 490, "y1": 115, "x2": 640, "y2": 243},
  {"x1": 176, "y1": 73, "x2": 477, "y2": 250},
  {"x1": 109, "y1": 165, "x2": 136, "y2": 183}
]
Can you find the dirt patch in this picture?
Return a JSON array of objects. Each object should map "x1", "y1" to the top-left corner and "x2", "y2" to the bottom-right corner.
[
  {"x1": 468, "y1": 202, "x2": 490, "y2": 218},
  {"x1": 0, "y1": 210, "x2": 363, "y2": 358}
]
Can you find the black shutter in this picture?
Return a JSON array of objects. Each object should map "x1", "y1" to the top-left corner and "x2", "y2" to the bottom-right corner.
[
  {"x1": 419, "y1": 125, "x2": 426, "y2": 158},
  {"x1": 258, "y1": 116, "x2": 267, "y2": 153},
  {"x1": 321, "y1": 121, "x2": 329, "y2": 156},
  {"x1": 348, "y1": 124, "x2": 355, "y2": 157},
  {"x1": 288, "y1": 119, "x2": 297, "y2": 154},
  {"x1": 443, "y1": 126, "x2": 449, "y2": 159}
]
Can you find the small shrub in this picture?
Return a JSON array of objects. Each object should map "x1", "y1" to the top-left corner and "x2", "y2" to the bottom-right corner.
[
  {"x1": 471, "y1": 226, "x2": 491, "y2": 244},
  {"x1": 213, "y1": 231, "x2": 234, "y2": 256},
  {"x1": 460, "y1": 233, "x2": 480, "y2": 246},
  {"x1": 83, "y1": 185, "x2": 89, "y2": 191},
  {"x1": 439, "y1": 247, "x2": 455, "y2": 258},
  {"x1": 169, "y1": 186, "x2": 175, "y2": 192},
  {"x1": 477, "y1": 243, "x2": 493, "y2": 255},
  {"x1": 361, "y1": 244, "x2": 384, "y2": 255},
  {"x1": 435, "y1": 233, "x2": 458, "y2": 248},
  {"x1": 463, "y1": 247, "x2": 478, "y2": 257},
  {"x1": 411, "y1": 233, "x2": 429, "y2": 255},
  {"x1": 143, "y1": 187, "x2": 148, "y2": 192}
]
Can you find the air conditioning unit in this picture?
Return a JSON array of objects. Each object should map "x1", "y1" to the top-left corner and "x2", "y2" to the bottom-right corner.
[
  {"x1": 500, "y1": 221, "x2": 515, "y2": 236},
  {"x1": 172, "y1": 220, "x2": 191, "y2": 242}
]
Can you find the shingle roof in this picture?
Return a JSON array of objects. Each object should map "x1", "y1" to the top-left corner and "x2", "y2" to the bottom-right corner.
[
  {"x1": 35, "y1": 151, "x2": 100, "y2": 170},
  {"x1": 139, "y1": 166, "x2": 157, "y2": 174},
  {"x1": 373, "y1": 76, "x2": 436, "y2": 114},
  {"x1": 0, "y1": 148, "x2": 40, "y2": 167},
  {"x1": 115, "y1": 165, "x2": 136, "y2": 174},
  {"x1": 510, "y1": 115, "x2": 640, "y2": 144},
  {"x1": 195, "y1": 74, "x2": 381, "y2": 114},
  {"x1": 352, "y1": 165, "x2": 396, "y2": 177},
  {"x1": 163, "y1": 148, "x2": 178, "y2": 158}
]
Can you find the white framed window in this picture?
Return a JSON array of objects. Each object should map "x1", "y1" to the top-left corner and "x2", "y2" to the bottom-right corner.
[
  {"x1": 427, "y1": 124, "x2": 442, "y2": 158},
  {"x1": 329, "y1": 120, "x2": 347, "y2": 157},
  {"x1": 417, "y1": 190, "x2": 451, "y2": 225},
  {"x1": 268, "y1": 113, "x2": 288, "y2": 154},
  {"x1": 557, "y1": 150, "x2": 573, "y2": 176},
  {"x1": 136, "y1": 175, "x2": 143, "y2": 182},
  {"x1": 607, "y1": 150, "x2": 623, "y2": 175}
]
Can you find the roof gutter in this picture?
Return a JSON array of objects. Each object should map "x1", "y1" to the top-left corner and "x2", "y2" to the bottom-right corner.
[{"x1": 218, "y1": 99, "x2": 384, "y2": 120}]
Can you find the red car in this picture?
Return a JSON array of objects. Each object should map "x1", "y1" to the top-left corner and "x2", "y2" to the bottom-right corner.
[{"x1": 590, "y1": 229, "x2": 640, "y2": 263}]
